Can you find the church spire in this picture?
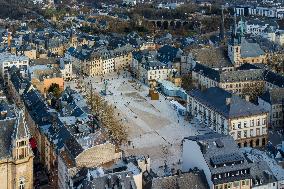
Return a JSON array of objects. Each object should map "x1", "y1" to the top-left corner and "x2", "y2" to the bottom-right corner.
[
  {"x1": 12, "y1": 109, "x2": 32, "y2": 160},
  {"x1": 15, "y1": 109, "x2": 30, "y2": 140}
]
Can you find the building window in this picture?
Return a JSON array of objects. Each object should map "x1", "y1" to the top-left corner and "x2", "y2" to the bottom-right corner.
[
  {"x1": 237, "y1": 131, "x2": 241, "y2": 139},
  {"x1": 262, "y1": 118, "x2": 266, "y2": 125},
  {"x1": 238, "y1": 122, "x2": 241, "y2": 129},
  {"x1": 244, "y1": 121, "x2": 247, "y2": 128},
  {"x1": 244, "y1": 130, "x2": 247, "y2": 138},
  {"x1": 233, "y1": 181, "x2": 239, "y2": 187},
  {"x1": 251, "y1": 120, "x2": 254, "y2": 127},
  {"x1": 250, "y1": 129, "x2": 254, "y2": 136},
  {"x1": 19, "y1": 178, "x2": 25, "y2": 189},
  {"x1": 257, "y1": 119, "x2": 260, "y2": 126}
]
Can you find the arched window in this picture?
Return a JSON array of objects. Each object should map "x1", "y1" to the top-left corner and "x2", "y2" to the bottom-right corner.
[{"x1": 19, "y1": 177, "x2": 25, "y2": 189}]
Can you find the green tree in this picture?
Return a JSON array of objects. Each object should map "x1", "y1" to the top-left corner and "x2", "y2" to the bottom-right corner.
[
  {"x1": 48, "y1": 83, "x2": 61, "y2": 97},
  {"x1": 181, "y1": 74, "x2": 196, "y2": 91}
]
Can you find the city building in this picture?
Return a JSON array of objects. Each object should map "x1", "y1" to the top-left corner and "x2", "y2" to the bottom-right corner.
[
  {"x1": 241, "y1": 147, "x2": 284, "y2": 189},
  {"x1": 0, "y1": 52, "x2": 29, "y2": 80},
  {"x1": 0, "y1": 110, "x2": 34, "y2": 189},
  {"x1": 59, "y1": 58, "x2": 73, "y2": 81},
  {"x1": 28, "y1": 65, "x2": 64, "y2": 95},
  {"x1": 192, "y1": 63, "x2": 284, "y2": 96},
  {"x1": 83, "y1": 45, "x2": 133, "y2": 77},
  {"x1": 149, "y1": 169, "x2": 209, "y2": 189},
  {"x1": 58, "y1": 134, "x2": 121, "y2": 189},
  {"x1": 182, "y1": 133, "x2": 252, "y2": 189},
  {"x1": 59, "y1": 155, "x2": 149, "y2": 189},
  {"x1": 258, "y1": 88, "x2": 284, "y2": 129},
  {"x1": 187, "y1": 87, "x2": 269, "y2": 147},
  {"x1": 228, "y1": 34, "x2": 267, "y2": 67}
]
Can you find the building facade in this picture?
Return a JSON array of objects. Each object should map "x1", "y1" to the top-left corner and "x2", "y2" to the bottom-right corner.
[
  {"x1": 187, "y1": 87, "x2": 268, "y2": 147},
  {"x1": 0, "y1": 52, "x2": 29, "y2": 80},
  {"x1": 258, "y1": 88, "x2": 284, "y2": 129}
]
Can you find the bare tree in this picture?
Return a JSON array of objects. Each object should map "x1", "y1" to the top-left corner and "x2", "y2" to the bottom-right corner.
[{"x1": 87, "y1": 91, "x2": 128, "y2": 145}]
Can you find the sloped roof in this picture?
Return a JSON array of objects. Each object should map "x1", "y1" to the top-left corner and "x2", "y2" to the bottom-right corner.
[
  {"x1": 0, "y1": 119, "x2": 16, "y2": 159},
  {"x1": 188, "y1": 87, "x2": 267, "y2": 119},
  {"x1": 151, "y1": 170, "x2": 209, "y2": 189},
  {"x1": 15, "y1": 110, "x2": 30, "y2": 139},
  {"x1": 240, "y1": 38, "x2": 265, "y2": 58},
  {"x1": 260, "y1": 88, "x2": 284, "y2": 104}
]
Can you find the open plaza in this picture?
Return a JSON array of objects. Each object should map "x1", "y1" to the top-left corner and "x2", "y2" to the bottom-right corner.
[{"x1": 66, "y1": 71, "x2": 211, "y2": 176}]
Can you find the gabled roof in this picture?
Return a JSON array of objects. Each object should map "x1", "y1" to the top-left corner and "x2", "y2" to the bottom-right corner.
[{"x1": 240, "y1": 38, "x2": 265, "y2": 58}]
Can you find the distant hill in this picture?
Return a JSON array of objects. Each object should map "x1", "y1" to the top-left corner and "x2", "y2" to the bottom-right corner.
[{"x1": 0, "y1": 0, "x2": 36, "y2": 19}]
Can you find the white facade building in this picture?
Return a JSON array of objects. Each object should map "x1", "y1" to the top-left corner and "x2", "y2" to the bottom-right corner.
[
  {"x1": 187, "y1": 87, "x2": 268, "y2": 147},
  {"x1": 139, "y1": 61, "x2": 177, "y2": 85},
  {"x1": 0, "y1": 52, "x2": 29, "y2": 79},
  {"x1": 60, "y1": 58, "x2": 73, "y2": 81}
]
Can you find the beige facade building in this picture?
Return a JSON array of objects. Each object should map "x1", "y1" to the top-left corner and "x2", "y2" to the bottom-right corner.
[
  {"x1": 187, "y1": 87, "x2": 268, "y2": 147},
  {"x1": 192, "y1": 63, "x2": 284, "y2": 97},
  {"x1": 0, "y1": 110, "x2": 34, "y2": 189},
  {"x1": 83, "y1": 45, "x2": 133, "y2": 77}
]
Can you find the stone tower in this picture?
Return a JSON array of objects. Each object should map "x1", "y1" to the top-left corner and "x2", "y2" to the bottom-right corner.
[
  {"x1": 11, "y1": 110, "x2": 34, "y2": 189},
  {"x1": 0, "y1": 108, "x2": 34, "y2": 189}
]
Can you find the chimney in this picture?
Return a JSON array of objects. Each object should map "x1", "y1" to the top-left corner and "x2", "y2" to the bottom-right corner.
[
  {"x1": 226, "y1": 98, "x2": 231, "y2": 105},
  {"x1": 245, "y1": 95, "x2": 250, "y2": 102}
]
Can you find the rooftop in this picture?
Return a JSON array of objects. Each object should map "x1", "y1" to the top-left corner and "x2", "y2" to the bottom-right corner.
[
  {"x1": 184, "y1": 134, "x2": 251, "y2": 179},
  {"x1": 188, "y1": 87, "x2": 267, "y2": 119},
  {"x1": 151, "y1": 169, "x2": 209, "y2": 189},
  {"x1": 0, "y1": 52, "x2": 29, "y2": 62}
]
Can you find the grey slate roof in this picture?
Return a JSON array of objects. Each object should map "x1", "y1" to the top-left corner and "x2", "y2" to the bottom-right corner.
[
  {"x1": 250, "y1": 160, "x2": 277, "y2": 187},
  {"x1": 188, "y1": 87, "x2": 267, "y2": 119},
  {"x1": 15, "y1": 110, "x2": 30, "y2": 139},
  {"x1": 193, "y1": 63, "x2": 284, "y2": 87},
  {"x1": 220, "y1": 69, "x2": 263, "y2": 82},
  {"x1": 184, "y1": 134, "x2": 252, "y2": 184},
  {"x1": 0, "y1": 119, "x2": 16, "y2": 159},
  {"x1": 192, "y1": 63, "x2": 220, "y2": 82},
  {"x1": 65, "y1": 136, "x2": 84, "y2": 160},
  {"x1": 240, "y1": 38, "x2": 265, "y2": 58},
  {"x1": 90, "y1": 171, "x2": 137, "y2": 189},
  {"x1": 151, "y1": 170, "x2": 209, "y2": 189},
  {"x1": 260, "y1": 88, "x2": 284, "y2": 104}
]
